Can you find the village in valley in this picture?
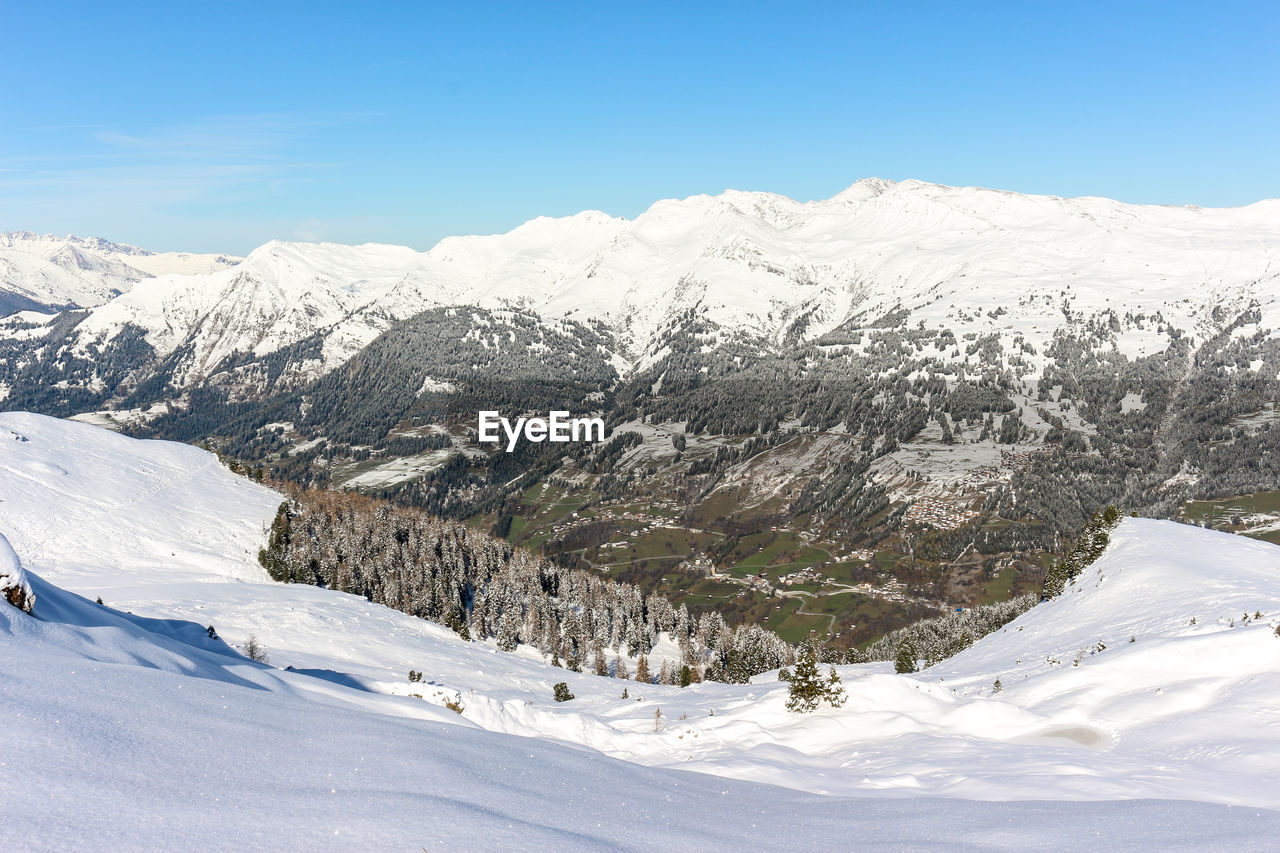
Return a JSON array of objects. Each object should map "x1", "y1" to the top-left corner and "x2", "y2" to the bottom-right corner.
[
  {"x1": 480, "y1": 475, "x2": 996, "y2": 647},
  {"x1": 903, "y1": 497, "x2": 981, "y2": 530},
  {"x1": 450, "y1": 419, "x2": 1055, "y2": 649}
]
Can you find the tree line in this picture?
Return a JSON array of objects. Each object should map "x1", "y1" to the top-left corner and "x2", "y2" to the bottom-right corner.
[{"x1": 258, "y1": 485, "x2": 793, "y2": 683}]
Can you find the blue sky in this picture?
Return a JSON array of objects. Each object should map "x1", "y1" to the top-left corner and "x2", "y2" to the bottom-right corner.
[{"x1": 3, "y1": 2, "x2": 1277, "y2": 254}]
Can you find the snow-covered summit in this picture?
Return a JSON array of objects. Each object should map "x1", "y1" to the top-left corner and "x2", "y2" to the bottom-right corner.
[
  {"x1": 0, "y1": 230, "x2": 239, "y2": 316},
  {"x1": 7, "y1": 179, "x2": 1278, "y2": 391},
  {"x1": 0, "y1": 231, "x2": 152, "y2": 257}
]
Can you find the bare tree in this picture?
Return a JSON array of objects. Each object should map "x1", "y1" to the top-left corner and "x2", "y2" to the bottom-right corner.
[{"x1": 244, "y1": 634, "x2": 270, "y2": 664}]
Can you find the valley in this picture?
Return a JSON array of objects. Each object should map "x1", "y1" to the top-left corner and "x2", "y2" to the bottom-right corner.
[
  {"x1": 4, "y1": 181, "x2": 1280, "y2": 653},
  {"x1": 8, "y1": 4, "x2": 1277, "y2": 847}
]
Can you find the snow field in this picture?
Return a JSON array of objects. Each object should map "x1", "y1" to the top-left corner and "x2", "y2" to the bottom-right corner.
[{"x1": 4, "y1": 412, "x2": 1280, "y2": 848}]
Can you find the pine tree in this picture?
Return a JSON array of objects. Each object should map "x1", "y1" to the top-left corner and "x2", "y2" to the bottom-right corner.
[
  {"x1": 446, "y1": 609, "x2": 471, "y2": 641},
  {"x1": 704, "y1": 656, "x2": 727, "y2": 683},
  {"x1": 594, "y1": 647, "x2": 608, "y2": 676},
  {"x1": 894, "y1": 640, "x2": 917, "y2": 674},
  {"x1": 1044, "y1": 504, "x2": 1122, "y2": 598},
  {"x1": 553, "y1": 682, "x2": 574, "y2": 702},
  {"x1": 245, "y1": 483, "x2": 800, "y2": 687},
  {"x1": 659, "y1": 659, "x2": 677, "y2": 685},
  {"x1": 635, "y1": 654, "x2": 651, "y2": 683},
  {"x1": 786, "y1": 634, "x2": 826, "y2": 713},
  {"x1": 257, "y1": 502, "x2": 293, "y2": 581},
  {"x1": 496, "y1": 611, "x2": 519, "y2": 652},
  {"x1": 825, "y1": 666, "x2": 846, "y2": 707}
]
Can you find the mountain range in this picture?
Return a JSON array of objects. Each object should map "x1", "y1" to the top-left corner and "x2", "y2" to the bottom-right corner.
[
  {"x1": 4, "y1": 179, "x2": 1280, "y2": 648},
  {"x1": 5, "y1": 180, "x2": 1279, "y2": 391},
  {"x1": 0, "y1": 230, "x2": 238, "y2": 316}
]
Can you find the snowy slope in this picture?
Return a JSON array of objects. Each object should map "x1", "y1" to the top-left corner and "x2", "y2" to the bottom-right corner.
[
  {"x1": 65, "y1": 239, "x2": 423, "y2": 387},
  {"x1": 4, "y1": 412, "x2": 1280, "y2": 808},
  {"x1": 0, "y1": 231, "x2": 237, "y2": 316},
  {"x1": 4, "y1": 413, "x2": 1280, "y2": 849},
  {"x1": 0, "y1": 527, "x2": 34, "y2": 612},
  {"x1": 6, "y1": 180, "x2": 1278, "y2": 391},
  {"x1": 10, "y1": 567, "x2": 1280, "y2": 851}
]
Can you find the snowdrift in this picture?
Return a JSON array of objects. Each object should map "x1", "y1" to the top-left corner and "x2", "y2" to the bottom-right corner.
[
  {"x1": 4, "y1": 548, "x2": 1279, "y2": 851},
  {"x1": 4, "y1": 411, "x2": 1280, "y2": 848},
  {"x1": 0, "y1": 531, "x2": 33, "y2": 612}
]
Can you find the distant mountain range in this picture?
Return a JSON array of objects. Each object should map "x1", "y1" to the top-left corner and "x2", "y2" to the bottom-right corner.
[
  {"x1": 5, "y1": 181, "x2": 1278, "y2": 391},
  {"x1": 0, "y1": 230, "x2": 238, "y2": 316},
  {"x1": 4, "y1": 180, "x2": 1280, "y2": 644}
]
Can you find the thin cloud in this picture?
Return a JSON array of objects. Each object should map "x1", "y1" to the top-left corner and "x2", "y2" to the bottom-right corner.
[
  {"x1": 88, "y1": 114, "x2": 303, "y2": 161},
  {"x1": 0, "y1": 114, "x2": 346, "y2": 214}
]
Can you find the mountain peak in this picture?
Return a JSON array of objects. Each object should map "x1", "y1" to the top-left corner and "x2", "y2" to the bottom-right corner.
[
  {"x1": 830, "y1": 177, "x2": 898, "y2": 202},
  {"x1": 0, "y1": 231, "x2": 152, "y2": 257}
]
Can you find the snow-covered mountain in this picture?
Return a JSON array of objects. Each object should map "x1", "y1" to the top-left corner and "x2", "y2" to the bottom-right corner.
[
  {"x1": 4, "y1": 181, "x2": 1278, "y2": 615},
  {"x1": 3, "y1": 412, "x2": 1280, "y2": 848},
  {"x1": 5, "y1": 180, "x2": 1279, "y2": 398},
  {"x1": 0, "y1": 230, "x2": 238, "y2": 317}
]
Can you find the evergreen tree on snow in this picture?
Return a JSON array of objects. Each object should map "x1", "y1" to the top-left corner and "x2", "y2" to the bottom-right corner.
[
  {"x1": 894, "y1": 639, "x2": 918, "y2": 674},
  {"x1": 253, "y1": 485, "x2": 799, "y2": 685},
  {"x1": 1043, "y1": 504, "x2": 1122, "y2": 598},
  {"x1": 786, "y1": 633, "x2": 835, "y2": 713},
  {"x1": 857, "y1": 594, "x2": 1034, "y2": 667},
  {"x1": 495, "y1": 611, "x2": 520, "y2": 652},
  {"x1": 825, "y1": 665, "x2": 846, "y2": 707}
]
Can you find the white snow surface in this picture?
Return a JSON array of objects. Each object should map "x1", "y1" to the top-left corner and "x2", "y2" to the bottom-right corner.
[
  {"x1": 7, "y1": 179, "x2": 1280, "y2": 382},
  {"x1": 3, "y1": 412, "x2": 1280, "y2": 849},
  {"x1": 0, "y1": 529, "x2": 33, "y2": 611}
]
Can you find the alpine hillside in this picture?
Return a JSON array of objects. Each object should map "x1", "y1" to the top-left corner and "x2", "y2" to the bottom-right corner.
[{"x1": 4, "y1": 179, "x2": 1280, "y2": 650}]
